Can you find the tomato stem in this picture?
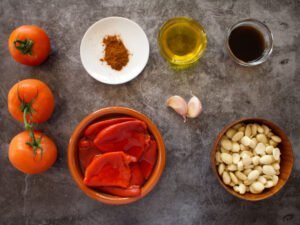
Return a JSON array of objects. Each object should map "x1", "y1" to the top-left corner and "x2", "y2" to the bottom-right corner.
[
  {"x1": 23, "y1": 106, "x2": 43, "y2": 157},
  {"x1": 14, "y1": 39, "x2": 34, "y2": 55},
  {"x1": 17, "y1": 86, "x2": 43, "y2": 157}
]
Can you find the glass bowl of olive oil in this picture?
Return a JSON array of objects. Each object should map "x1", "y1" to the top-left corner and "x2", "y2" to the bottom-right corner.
[{"x1": 158, "y1": 17, "x2": 207, "y2": 69}]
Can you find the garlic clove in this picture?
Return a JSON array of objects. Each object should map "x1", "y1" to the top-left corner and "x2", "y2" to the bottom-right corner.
[
  {"x1": 166, "y1": 95, "x2": 188, "y2": 121},
  {"x1": 187, "y1": 95, "x2": 202, "y2": 118}
]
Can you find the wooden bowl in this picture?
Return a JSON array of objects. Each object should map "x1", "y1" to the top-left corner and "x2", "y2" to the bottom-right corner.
[
  {"x1": 211, "y1": 118, "x2": 294, "y2": 201},
  {"x1": 68, "y1": 107, "x2": 166, "y2": 205}
]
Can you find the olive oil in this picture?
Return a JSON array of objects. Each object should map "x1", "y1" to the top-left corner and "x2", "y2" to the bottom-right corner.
[
  {"x1": 228, "y1": 26, "x2": 265, "y2": 62},
  {"x1": 159, "y1": 17, "x2": 207, "y2": 68}
]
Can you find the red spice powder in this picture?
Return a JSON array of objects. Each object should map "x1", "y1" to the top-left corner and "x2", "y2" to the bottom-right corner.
[{"x1": 100, "y1": 35, "x2": 129, "y2": 71}]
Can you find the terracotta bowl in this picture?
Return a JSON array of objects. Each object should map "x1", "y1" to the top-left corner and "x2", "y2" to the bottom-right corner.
[
  {"x1": 211, "y1": 118, "x2": 294, "y2": 201},
  {"x1": 68, "y1": 107, "x2": 166, "y2": 205}
]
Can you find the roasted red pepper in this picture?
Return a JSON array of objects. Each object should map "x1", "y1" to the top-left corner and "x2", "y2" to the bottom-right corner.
[
  {"x1": 84, "y1": 152, "x2": 136, "y2": 188},
  {"x1": 96, "y1": 163, "x2": 144, "y2": 197},
  {"x1": 84, "y1": 117, "x2": 136, "y2": 139},
  {"x1": 80, "y1": 117, "x2": 158, "y2": 198},
  {"x1": 78, "y1": 138, "x2": 101, "y2": 169},
  {"x1": 100, "y1": 185, "x2": 141, "y2": 197},
  {"x1": 93, "y1": 120, "x2": 148, "y2": 159},
  {"x1": 130, "y1": 163, "x2": 145, "y2": 186},
  {"x1": 139, "y1": 140, "x2": 157, "y2": 179}
]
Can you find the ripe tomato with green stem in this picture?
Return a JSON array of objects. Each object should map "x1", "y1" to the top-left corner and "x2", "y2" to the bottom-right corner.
[
  {"x1": 9, "y1": 106, "x2": 57, "y2": 174},
  {"x1": 9, "y1": 130, "x2": 57, "y2": 174},
  {"x1": 8, "y1": 79, "x2": 55, "y2": 124},
  {"x1": 8, "y1": 25, "x2": 51, "y2": 66}
]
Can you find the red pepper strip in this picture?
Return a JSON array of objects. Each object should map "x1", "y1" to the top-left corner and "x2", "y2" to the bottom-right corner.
[
  {"x1": 78, "y1": 138, "x2": 102, "y2": 169},
  {"x1": 93, "y1": 120, "x2": 148, "y2": 159},
  {"x1": 139, "y1": 140, "x2": 157, "y2": 179},
  {"x1": 100, "y1": 185, "x2": 141, "y2": 197},
  {"x1": 84, "y1": 152, "x2": 136, "y2": 188},
  {"x1": 127, "y1": 134, "x2": 151, "y2": 159},
  {"x1": 130, "y1": 163, "x2": 145, "y2": 186},
  {"x1": 84, "y1": 117, "x2": 137, "y2": 139}
]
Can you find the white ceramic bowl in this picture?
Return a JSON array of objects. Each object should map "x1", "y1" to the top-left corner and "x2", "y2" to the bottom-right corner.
[{"x1": 80, "y1": 17, "x2": 150, "y2": 85}]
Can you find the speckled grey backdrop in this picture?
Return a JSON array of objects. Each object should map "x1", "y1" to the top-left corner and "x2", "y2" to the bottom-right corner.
[{"x1": 0, "y1": 0, "x2": 299, "y2": 224}]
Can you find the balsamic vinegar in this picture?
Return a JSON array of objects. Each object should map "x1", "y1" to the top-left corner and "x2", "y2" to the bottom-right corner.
[{"x1": 228, "y1": 26, "x2": 265, "y2": 62}]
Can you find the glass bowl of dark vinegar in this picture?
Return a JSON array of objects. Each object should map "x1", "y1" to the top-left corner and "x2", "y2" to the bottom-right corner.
[{"x1": 226, "y1": 19, "x2": 273, "y2": 66}]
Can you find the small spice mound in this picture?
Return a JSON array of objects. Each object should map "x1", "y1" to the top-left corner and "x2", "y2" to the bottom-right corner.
[{"x1": 100, "y1": 35, "x2": 129, "y2": 71}]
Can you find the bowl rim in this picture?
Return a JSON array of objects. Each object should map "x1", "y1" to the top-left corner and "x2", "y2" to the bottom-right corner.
[
  {"x1": 68, "y1": 106, "x2": 166, "y2": 205},
  {"x1": 211, "y1": 117, "x2": 294, "y2": 201}
]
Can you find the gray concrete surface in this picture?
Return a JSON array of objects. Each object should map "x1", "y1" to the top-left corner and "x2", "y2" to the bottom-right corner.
[{"x1": 0, "y1": 0, "x2": 299, "y2": 224}]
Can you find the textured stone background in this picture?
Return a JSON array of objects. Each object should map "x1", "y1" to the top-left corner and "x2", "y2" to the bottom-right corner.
[{"x1": 0, "y1": 0, "x2": 299, "y2": 224}]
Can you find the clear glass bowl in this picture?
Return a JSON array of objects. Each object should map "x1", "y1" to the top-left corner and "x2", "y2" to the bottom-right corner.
[
  {"x1": 158, "y1": 17, "x2": 207, "y2": 69},
  {"x1": 226, "y1": 19, "x2": 273, "y2": 66}
]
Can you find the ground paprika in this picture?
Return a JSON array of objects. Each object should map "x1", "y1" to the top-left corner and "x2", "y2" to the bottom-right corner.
[{"x1": 100, "y1": 35, "x2": 129, "y2": 71}]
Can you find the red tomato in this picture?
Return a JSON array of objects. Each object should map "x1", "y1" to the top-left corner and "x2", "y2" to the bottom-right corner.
[
  {"x1": 8, "y1": 79, "x2": 55, "y2": 123},
  {"x1": 8, "y1": 25, "x2": 51, "y2": 66},
  {"x1": 9, "y1": 131, "x2": 57, "y2": 174}
]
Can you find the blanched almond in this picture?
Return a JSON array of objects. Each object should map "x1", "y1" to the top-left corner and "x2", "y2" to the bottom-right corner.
[
  {"x1": 251, "y1": 181, "x2": 264, "y2": 193},
  {"x1": 237, "y1": 161, "x2": 244, "y2": 171},
  {"x1": 221, "y1": 139, "x2": 232, "y2": 151},
  {"x1": 272, "y1": 163, "x2": 280, "y2": 171},
  {"x1": 263, "y1": 165, "x2": 276, "y2": 176},
  {"x1": 238, "y1": 183, "x2": 246, "y2": 194},
  {"x1": 255, "y1": 143, "x2": 266, "y2": 155},
  {"x1": 272, "y1": 175, "x2": 279, "y2": 185},
  {"x1": 241, "y1": 136, "x2": 252, "y2": 146},
  {"x1": 232, "y1": 131, "x2": 244, "y2": 142},
  {"x1": 265, "y1": 145, "x2": 274, "y2": 154},
  {"x1": 233, "y1": 123, "x2": 243, "y2": 130},
  {"x1": 221, "y1": 153, "x2": 233, "y2": 165},
  {"x1": 248, "y1": 170, "x2": 260, "y2": 181},
  {"x1": 262, "y1": 125, "x2": 270, "y2": 135},
  {"x1": 226, "y1": 129, "x2": 236, "y2": 139},
  {"x1": 218, "y1": 163, "x2": 225, "y2": 175},
  {"x1": 227, "y1": 164, "x2": 237, "y2": 171},
  {"x1": 273, "y1": 148, "x2": 281, "y2": 161},
  {"x1": 222, "y1": 172, "x2": 231, "y2": 184},
  {"x1": 271, "y1": 135, "x2": 282, "y2": 143},
  {"x1": 258, "y1": 176, "x2": 267, "y2": 184},
  {"x1": 235, "y1": 171, "x2": 247, "y2": 181},
  {"x1": 251, "y1": 124, "x2": 258, "y2": 136},
  {"x1": 245, "y1": 124, "x2": 252, "y2": 137},
  {"x1": 215, "y1": 151, "x2": 222, "y2": 164},
  {"x1": 249, "y1": 138, "x2": 257, "y2": 149},
  {"x1": 256, "y1": 134, "x2": 268, "y2": 144},
  {"x1": 265, "y1": 180, "x2": 274, "y2": 188},
  {"x1": 232, "y1": 142, "x2": 240, "y2": 152},
  {"x1": 259, "y1": 155, "x2": 274, "y2": 165},
  {"x1": 257, "y1": 126, "x2": 264, "y2": 134},
  {"x1": 252, "y1": 156, "x2": 260, "y2": 166},
  {"x1": 232, "y1": 153, "x2": 240, "y2": 164},
  {"x1": 229, "y1": 172, "x2": 239, "y2": 184}
]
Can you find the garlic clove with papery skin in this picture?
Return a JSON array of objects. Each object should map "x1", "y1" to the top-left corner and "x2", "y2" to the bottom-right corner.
[
  {"x1": 187, "y1": 95, "x2": 202, "y2": 118},
  {"x1": 166, "y1": 95, "x2": 188, "y2": 121}
]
